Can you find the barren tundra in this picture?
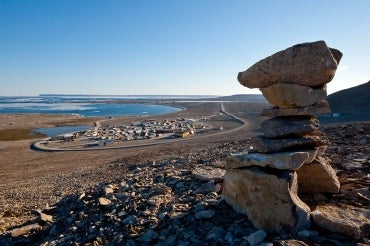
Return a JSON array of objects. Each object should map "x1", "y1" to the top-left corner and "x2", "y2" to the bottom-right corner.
[{"x1": 0, "y1": 101, "x2": 369, "y2": 245}]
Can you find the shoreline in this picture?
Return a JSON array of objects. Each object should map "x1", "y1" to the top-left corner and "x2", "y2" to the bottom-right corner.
[
  {"x1": 0, "y1": 101, "x2": 251, "y2": 182},
  {"x1": 30, "y1": 102, "x2": 247, "y2": 152},
  {"x1": 0, "y1": 100, "x2": 187, "y2": 141}
]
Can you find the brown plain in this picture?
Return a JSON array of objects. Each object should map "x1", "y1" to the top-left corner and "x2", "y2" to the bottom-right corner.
[
  {"x1": 0, "y1": 102, "x2": 266, "y2": 183},
  {"x1": 0, "y1": 102, "x2": 266, "y2": 231}
]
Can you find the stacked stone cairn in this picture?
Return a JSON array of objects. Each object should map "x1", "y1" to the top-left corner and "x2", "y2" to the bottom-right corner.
[{"x1": 222, "y1": 41, "x2": 343, "y2": 234}]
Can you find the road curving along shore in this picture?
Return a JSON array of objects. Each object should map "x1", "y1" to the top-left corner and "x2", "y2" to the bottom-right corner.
[{"x1": 31, "y1": 103, "x2": 248, "y2": 152}]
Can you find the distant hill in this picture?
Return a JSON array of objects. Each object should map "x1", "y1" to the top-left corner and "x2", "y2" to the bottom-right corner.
[{"x1": 324, "y1": 81, "x2": 370, "y2": 122}]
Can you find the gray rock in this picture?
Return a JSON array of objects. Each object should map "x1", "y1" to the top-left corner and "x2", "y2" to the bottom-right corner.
[
  {"x1": 0, "y1": 237, "x2": 11, "y2": 246},
  {"x1": 169, "y1": 211, "x2": 188, "y2": 220},
  {"x1": 39, "y1": 212, "x2": 53, "y2": 223},
  {"x1": 147, "y1": 194, "x2": 168, "y2": 207},
  {"x1": 260, "y1": 83, "x2": 327, "y2": 108},
  {"x1": 224, "y1": 231, "x2": 233, "y2": 244},
  {"x1": 226, "y1": 151, "x2": 310, "y2": 170},
  {"x1": 88, "y1": 225, "x2": 97, "y2": 234},
  {"x1": 222, "y1": 168, "x2": 310, "y2": 234},
  {"x1": 126, "y1": 239, "x2": 136, "y2": 246},
  {"x1": 297, "y1": 229, "x2": 311, "y2": 238},
  {"x1": 140, "y1": 229, "x2": 159, "y2": 242},
  {"x1": 305, "y1": 146, "x2": 327, "y2": 163},
  {"x1": 360, "y1": 138, "x2": 367, "y2": 146},
  {"x1": 273, "y1": 240, "x2": 309, "y2": 246},
  {"x1": 252, "y1": 134, "x2": 329, "y2": 153},
  {"x1": 206, "y1": 226, "x2": 226, "y2": 241},
  {"x1": 149, "y1": 184, "x2": 172, "y2": 196},
  {"x1": 238, "y1": 40, "x2": 342, "y2": 89},
  {"x1": 195, "y1": 209, "x2": 215, "y2": 219},
  {"x1": 297, "y1": 157, "x2": 340, "y2": 193},
  {"x1": 48, "y1": 224, "x2": 59, "y2": 236},
  {"x1": 261, "y1": 116, "x2": 320, "y2": 138},
  {"x1": 261, "y1": 100, "x2": 331, "y2": 117},
  {"x1": 104, "y1": 187, "x2": 114, "y2": 195},
  {"x1": 122, "y1": 215, "x2": 137, "y2": 225},
  {"x1": 243, "y1": 229, "x2": 267, "y2": 246},
  {"x1": 193, "y1": 180, "x2": 216, "y2": 194},
  {"x1": 312, "y1": 205, "x2": 370, "y2": 239},
  {"x1": 98, "y1": 197, "x2": 112, "y2": 206},
  {"x1": 343, "y1": 161, "x2": 363, "y2": 171},
  {"x1": 164, "y1": 234, "x2": 177, "y2": 245},
  {"x1": 10, "y1": 224, "x2": 42, "y2": 237},
  {"x1": 119, "y1": 180, "x2": 129, "y2": 191},
  {"x1": 192, "y1": 167, "x2": 226, "y2": 182},
  {"x1": 87, "y1": 233, "x2": 97, "y2": 241},
  {"x1": 181, "y1": 229, "x2": 196, "y2": 239}
]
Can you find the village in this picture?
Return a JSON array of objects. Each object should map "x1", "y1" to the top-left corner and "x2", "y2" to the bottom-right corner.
[{"x1": 50, "y1": 118, "x2": 214, "y2": 148}]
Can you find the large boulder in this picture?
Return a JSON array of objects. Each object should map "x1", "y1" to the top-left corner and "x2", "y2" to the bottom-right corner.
[
  {"x1": 226, "y1": 152, "x2": 310, "y2": 170},
  {"x1": 297, "y1": 157, "x2": 340, "y2": 193},
  {"x1": 261, "y1": 116, "x2": 320, "y2": 138},
  {"x1": 222, "y1": 168, "x2": 310, "y2": 233},
  {"x1": 238, "y1": 40, "x2": 342, "y2": 89},
  {"x1": 260, "y1": 83, "x2": 327, "y2": 108},
  {"x1": 261, "y1": 100, "x2": 331, "y2": 118},
  {"x1": 312, "y1": 205, "x2": 370, "y2": 239}
]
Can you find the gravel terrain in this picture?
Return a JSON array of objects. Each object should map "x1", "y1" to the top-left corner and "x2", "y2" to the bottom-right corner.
[{"x1": 0, "y1": 103, "x2": 369, "y2": 245}]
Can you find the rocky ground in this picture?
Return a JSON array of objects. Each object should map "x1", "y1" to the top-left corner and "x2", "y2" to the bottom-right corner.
[{"x1": 0, "y1": 122, "x2": 369, "y2": 245}]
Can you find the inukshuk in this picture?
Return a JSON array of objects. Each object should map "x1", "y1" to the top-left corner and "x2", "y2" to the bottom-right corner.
[{"x1": 222, "y1": 41, "x2": 342, "y2": 234}]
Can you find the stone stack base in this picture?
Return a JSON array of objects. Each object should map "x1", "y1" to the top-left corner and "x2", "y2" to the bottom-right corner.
[{"x1": 222, "y1": 168, "x2": 310, "y2": 233}]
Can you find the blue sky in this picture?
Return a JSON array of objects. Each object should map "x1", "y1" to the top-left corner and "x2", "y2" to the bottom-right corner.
[{"x1": 0, "y1": 0, "x2": 369, "y2": 96}]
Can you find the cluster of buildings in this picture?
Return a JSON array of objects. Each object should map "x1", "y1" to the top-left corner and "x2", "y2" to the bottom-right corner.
[{"x1": 70, "y1": 118, "x2": 207, "y2": 145}]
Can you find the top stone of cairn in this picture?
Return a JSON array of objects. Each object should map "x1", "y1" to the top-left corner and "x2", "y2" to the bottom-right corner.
[{"x1": 237, "y1": 41, "x2": 342, "y2": 89}]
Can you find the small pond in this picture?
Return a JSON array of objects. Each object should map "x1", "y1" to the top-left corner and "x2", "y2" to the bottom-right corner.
[{"x1": 34, "y1": 125, "x2": 90, "y2": 137}]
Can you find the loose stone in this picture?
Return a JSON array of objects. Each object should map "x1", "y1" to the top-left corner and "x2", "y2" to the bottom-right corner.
[
  {"x1": 122, "y1": 215, "x2": 137, "y2": 225},
  {"x1": 194, "y1": 210, "x2": 215, "y2": 219},
  {"x1": 311, "y1": 205, "x2": 370, "y2": 239},
  {"x1": 192, "y1": 167, "x2": 226, "y2": 182},
  {"x1": 244, "y1": 229, "x2": 267, "y2": 246},
  {"x1": 98, "y1": 197, "x2": 112, "y2": 206}
]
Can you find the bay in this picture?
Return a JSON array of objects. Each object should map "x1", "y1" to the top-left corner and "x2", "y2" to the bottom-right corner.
[{"x1": 0, "y1": 96, "x2": 182, "y2": 117}]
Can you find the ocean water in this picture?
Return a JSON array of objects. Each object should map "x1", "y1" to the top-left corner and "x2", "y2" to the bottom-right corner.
[{"x1": 0, "y1": 95, "x2": 186, "y2": 117}]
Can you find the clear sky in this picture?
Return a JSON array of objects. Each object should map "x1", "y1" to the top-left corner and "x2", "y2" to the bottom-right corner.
[{"x1": 1, "y1": 0, "x2": 369, "y2": 96}]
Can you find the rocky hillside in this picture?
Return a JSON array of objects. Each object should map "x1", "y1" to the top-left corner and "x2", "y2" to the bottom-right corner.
[
  {"x1": 1, "y1": 123, "x2": 369, "y2": 245},
  {"x1": 325, "y1": 81, "x2": 370, "y2": 122}
]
